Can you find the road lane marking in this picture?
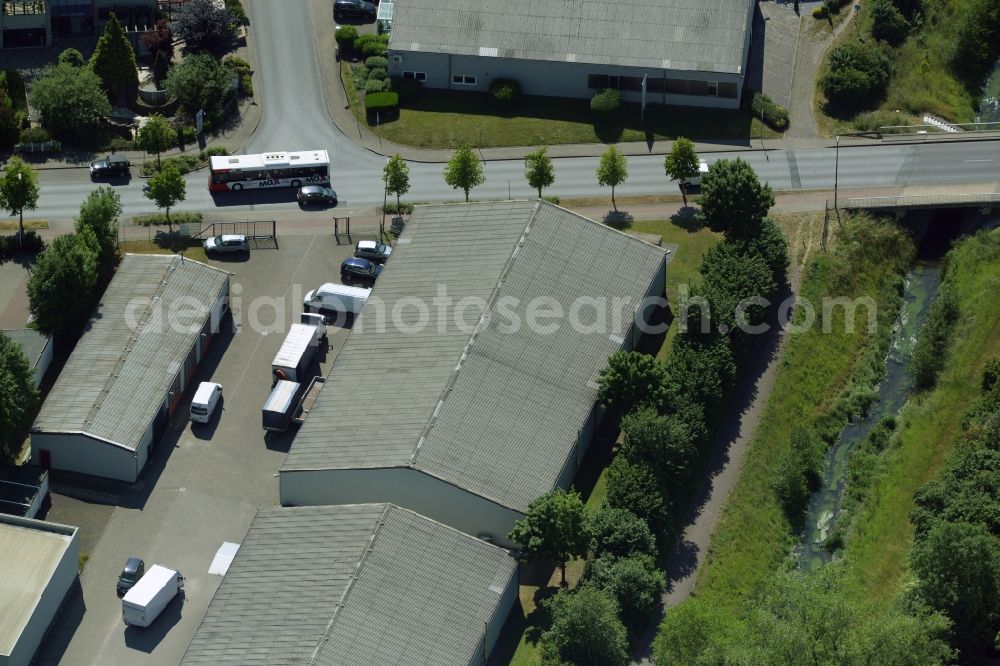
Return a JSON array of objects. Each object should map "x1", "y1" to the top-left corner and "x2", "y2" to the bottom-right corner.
[{"x1": 963, "y1": 159, "x2": 996, "y2": 163}]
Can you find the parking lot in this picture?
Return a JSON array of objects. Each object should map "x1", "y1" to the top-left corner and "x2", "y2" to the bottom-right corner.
[{"x1": 36, "y1": 232, "x2": 367, "y2": 665}]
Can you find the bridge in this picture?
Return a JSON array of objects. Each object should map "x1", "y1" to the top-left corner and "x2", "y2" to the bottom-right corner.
[{"x1": 844, "y1": 192, "x2": 1000, "y2": 211}]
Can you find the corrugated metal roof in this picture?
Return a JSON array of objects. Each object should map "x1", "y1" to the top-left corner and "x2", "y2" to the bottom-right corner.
[
  {"x1": 388, "y1": 0, "x2": 752, "y2": 73},
  {"x1": 0, "y1": 516, "x2": 76, "y2": 656},
  {"x1": 1, "y1": 329, "x2": 48, "y2": 368},
  {"x1": 283, "y1": 201, "x2": 667, "y2": 512},
  {"x1": 181, "y1": 504, "x2": 516, "y2": 666},
  {"x1": 32, "y1": 254, "x2": 229, "y2": 451}
]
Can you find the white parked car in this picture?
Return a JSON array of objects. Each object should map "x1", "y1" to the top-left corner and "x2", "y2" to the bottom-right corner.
[
  {"x1": 682, "y1": 160, "x2": 710, "y2": 190},
  {"x1": 204, "y1": 234, "x2": 249, "y2": 255},
  {"x1": 354, "y1": 240, "x2": 392, "y2": 263}
]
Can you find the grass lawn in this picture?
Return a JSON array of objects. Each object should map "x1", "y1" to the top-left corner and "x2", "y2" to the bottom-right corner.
[
  {"x1": 842, "y1": 229, "x2": 1000, "y2": 605},
  {"x1": 814, "y1": 0, "x2": 984, "y2": 135},
  {"x1": 120, "y1": 239, "x2": 209, "y2": 264},
  {"x1": 689, "y1": 217, "x2": 912, "y2": 611},
  {"x1": 0, "y1": 220, "x2": 48, "y2": 231},
  {"x1": 343, "y1": 64, "x2": 779, "y2": 149}
]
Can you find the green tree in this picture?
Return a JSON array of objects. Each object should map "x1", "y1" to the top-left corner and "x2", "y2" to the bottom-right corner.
[
  {"x1": 653, "y1": 598, "x2": 744, "y2": 666},
  {"x1": 605, "y1": 455, "x2": 670, "y2": 538},
  {"x1": 596, "y1": 351, "x2": 668, "y2": 419},
  {"x1": 699, "y1": 239, "x2": 777, "y2": 337},
  {"x1": 58, "y1": 47, "x2": 85, "y2": 67},
  {"x1": 0, "y1": 92, "x2": 18, "y2": 150},
  {"x1": 620, "y1": 407, "x2": 699, "y2": 491},
  {"x1": 663, "y1": 137, "x2": 700, "y2": 206},
  {"x1": 0, "y1": 331, "x2": 40, "y2": 460},
  {"x1": 588, "y1": 554, "x2": 666, "y2": 631},
  {"x1": 733, "y1": 216, "x2": 789, "y2": 283},
  {"x1": 508, "y1": 488, "x2": 588, "y2": 585},
  {"x1": 525, "y1": 146, "x2": 555, "y2": 199},
  {"x1": 28, "y1": 232, "x2": 100, "y2": 338},
  {"x1": 90, "y1": 13, "x2": 138, "y2": 104},
  {"x1": 821, "y1": 41, "x2": 892, "y2": 111},
  {"x1": 443, "y1": 143, "x2": 485, "y2": 202},
  {"x1": 171, "y1": 0, "x2": 239, "y2": 56},
  {"x1": 910, "y1": 283, "x2": 960, "y2": 391},
  {"x1": 949, "y1": 0, "x2": 1000, "y2": 86},
  {"x1": 912, "y1": 521, "x2": 1000, "y2": 655},
  {"x1": 136, "y1": 113, "x2": 176, "y2": 168},
  {"x1": 870, "y1": 0, "x2": 909, "y2": 45},
  {"x1": 29, "y1": 63, "x2": 111, "y2": 136},
  {"x1": 586, "y1": 505, "x2": 658, "y2": 560},
  {"x1": 75, "y1": 187, "x2": 123, "y2": 282},
  {"x1": 0, "y1": 156, "x2": 40, "y2": 247},
  {"x1": 597, "y1": 145, "x2": 628, "y2": 212},
  {"x1": 665, "y1": 334, "x2": 737, "y2": 413},
  {"x1": 164, "y1": 53, "x2": 234, "y2": 118},
  {"x1": 382, "y1": 154, "x2": 410, "y2": 212},
  {"x1": 541, "y1": 586, "x2": 629, "y2": 666},
  {"x1": 698, "y1": 158, "x2": 774, "y2": 239},
  {"x1": 145, "y1": 163, "x2": 186, "y2": 230}
]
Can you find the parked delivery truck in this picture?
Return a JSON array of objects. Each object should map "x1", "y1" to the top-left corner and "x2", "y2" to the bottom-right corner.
[
  {"x1": 263, "y1": 379, "x2": 302, "y2": 432},
  {"x1": 272, "y1": 323, "x2": 320, "y2": 384},
  {"x1": 121, "y1": 564, "x2": 184, "y2": 628}
]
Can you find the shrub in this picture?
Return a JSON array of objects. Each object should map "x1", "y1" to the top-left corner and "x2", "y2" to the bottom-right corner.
[
  {"x1": 368, "y1": 67, "x2": 388, "y2": 81},
  {"x1": 19, "y1": 126, "x2": 51, "y2": 144},
  {"x1": 870, "y1": 0, "x2": 909, "y2": 45},
  {"x1": 911, "y1": 284, "x2": 959, "y2": 390},
  {"x1": 489, "y1": 78, "x2": 522, "y2": 108},
  {"x1": 813, "y1": 5, "x2": 829, "y2": 18},
  {"x1": 365, "y1": 56, "x2": 388, "y2": 69},
  {"x1": 750, "y1": 93, "x2": 790, "y2": 131},
  {"x1": 353, "y1": 33, "x2": 378, "y2": 51},
  {"x1": 133, "y1": 211, "x2": 204, "y2": 226},
  {"x1": 223, "y1": 55, "x2": 251, "y2": 73},
  {"x1": 364, "y1": 91, "x2": 399, "y2": 111},
  {"x1": 591, "y1": 88, "x2": 621, "y2": 116},
  {"x1": 108, "y1": 136, "x2": 135, "y2": 152},
  {"x1": 364, "y1": 77, "x2": 389, "y2": 93},
  {"x1": 852, "y1": 109, "x2": 916, "y2": 132},
  {"x1": 350, "y1": 63, "x2": 370, "y2": 90},
  {"x1": 391, "y1": 77, "x2": 423, "y2": 102},
  {"x1": 362, "y1": 39, "x2": 387, "y2": 58},
  {"x1": 587, "y1": 554, "x2": 666, "y2": 631},
  {"x1": 821, "y1": 42, "x2": 891, "y2": 111},
  {"x1": 200, "y1": 145, "x2": 229, "y2": 158},
  {"x1": 335, "y1": 25, "x2": 358, "y2": 50}
]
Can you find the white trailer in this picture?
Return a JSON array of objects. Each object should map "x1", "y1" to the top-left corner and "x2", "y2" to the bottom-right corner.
[
  {"x1": 122, "y1": 564, "x2": 183, "y2": 628},
  {"x1": 272, "y1": 323, "x2": 319, "y2": 383}
]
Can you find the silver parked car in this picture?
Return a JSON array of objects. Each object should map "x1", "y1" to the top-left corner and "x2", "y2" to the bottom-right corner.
[
  {"x1": 204, "y1": 234, "x2": 249, "y2": 255},
  {"x1": 354, "y1": 240, "x2": 392, "y2": 263}
]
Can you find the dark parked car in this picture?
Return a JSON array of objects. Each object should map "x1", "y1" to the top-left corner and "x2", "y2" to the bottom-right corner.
[
  {"x1": 297, "y1": 185, "x2": 338, "y2": 206},
  {"x1": 89, "y1": 155, "x2": 130, "y2": 179},
  {"x1": 354, "y1": 240, "x2": 392, "y2": 263},
  {"x1": 117, "y1": 557, "x2": 145, "y2": 596},
  {"x1": 341, "y1": 257, "x2": 383, "y2": 283},
  {"x1": 334, "y1": 0, "x2": 376, "y2": 22}
]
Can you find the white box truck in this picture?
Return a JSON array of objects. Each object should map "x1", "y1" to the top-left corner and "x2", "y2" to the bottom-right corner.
[
  {"x1": 121, "y1": 564, "x2": 183, "y2": 628},
  {"x1": 272, "y1": 323, "x2": 319, "y2": 383}
]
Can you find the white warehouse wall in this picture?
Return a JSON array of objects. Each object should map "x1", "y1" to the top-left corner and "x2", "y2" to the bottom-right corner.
[{"x1": 30, "y1": 432, "x2": 139, "y2": 482}]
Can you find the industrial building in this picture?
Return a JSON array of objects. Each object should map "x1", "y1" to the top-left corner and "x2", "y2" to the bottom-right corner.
[
  {"x1": 31, "y1": 254, "x2": 230, "y2": 483},
  {"x1": 3, "y1": 329, "x2": 52, "y2": 387},
  {"x1": 280, "y1": 201, "x2": 669, "y2": 546},
  {"x1": 0, "y1": 514, "x2": 79, "y2": 666},
  {"x1": 0, "y1": 465, "x2": 48, "y2": 519},
  {"x1": 385, "y1": 0, "x2": 754, "y2": 108},
  {"x1": 0, "y1": 0, "x2": 157, "y2": 49},
  {"x1": 181, "y1": 504, "x2": 517, "y2": 666}
]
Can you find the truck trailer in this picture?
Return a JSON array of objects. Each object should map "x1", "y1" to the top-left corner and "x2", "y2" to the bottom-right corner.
[
  {"x1": 121, "y1": 564, "x2": 183, "y2": 628},
  {"x1": 272, "y1": 323, "x2": 319, "y2": 383},
  {"x1": 263, "y1": 379, "x2": 302, "y2": 432}
]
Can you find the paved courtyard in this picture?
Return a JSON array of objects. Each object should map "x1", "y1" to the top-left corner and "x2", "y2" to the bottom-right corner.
[{"x1": 34, "y1": 232, "x2": 371, "y2": 665}]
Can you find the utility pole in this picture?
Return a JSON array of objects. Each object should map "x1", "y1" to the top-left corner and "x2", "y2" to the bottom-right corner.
[{"x1": 834, "y1": 135, "x2": 841, "y2": 210}]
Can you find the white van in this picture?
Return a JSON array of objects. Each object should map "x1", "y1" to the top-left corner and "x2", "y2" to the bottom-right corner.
[
  {"x1": 190, "y1": 382, "x2": 222, "y2": 423},
  {"x1": 303, "y1": 283, "x2": 371, "y2": 316},
  {"x1": 683, "y1": 160, "x2": 710, "y2": 189}
]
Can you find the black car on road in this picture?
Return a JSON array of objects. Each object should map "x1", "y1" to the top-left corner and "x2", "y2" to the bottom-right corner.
[
  {"x1": 90, "y1": 155, "x2": 130, "y2": 180},
  {"x1": 341, "y1": 257, "x2": 383, "y2": 284},
  {"x1": 334, "y1": 0, "x2": 376, "y2": 22},
  {"x1": 297, "y1": 185, "x2": 338, "y2": 206}
]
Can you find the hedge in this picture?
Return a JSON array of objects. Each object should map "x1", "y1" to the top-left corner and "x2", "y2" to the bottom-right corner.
[
  {"x1": 750, "y1": 93, "x2": 790, "y2": 131},
  {"x1": 365, "y1": 91, "x2": 399, "y2": 111},
  {"x1": 591, "y1": 88, "x2": 621, "y2": 116},
  {"x1": 365, "y1": 78, "x2": 389, "y2": 93},
  {"x1": 365, "y1": 56, "x2": 388, "y2": 69},
  {"x1": 133, "y1": 211, "x2": 204, "y2": 226},
  {"x1": 489, "y1": 78, "x2": 522, "y2": 108}
]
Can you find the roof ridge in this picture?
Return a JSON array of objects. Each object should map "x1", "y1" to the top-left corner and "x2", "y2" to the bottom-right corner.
[
  {"x1": 310, "y1": 503, "x2": 394, "y2": 664},
  {"x1": 408, "y1": 201, "x2": 542, "y2": 467}
]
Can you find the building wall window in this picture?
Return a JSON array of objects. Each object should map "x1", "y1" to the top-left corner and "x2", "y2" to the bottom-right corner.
[
  {"x1": 588, "y1": 74, "x2": 738, "y2": 98},
  {"x1": 707, "y1": 81, "x2": 718, "y2": 96},
  {"x1": 452, "y1": 74, "x2": 476, "y2": 85},
  {"x1": 403, "y1": 71, "x2": 427, "y2": 82},
  {"x1": 718, "y1": 81, "x2": 738, "y2": 98}
]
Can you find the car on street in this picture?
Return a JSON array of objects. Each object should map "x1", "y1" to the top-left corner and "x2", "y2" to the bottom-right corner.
[
  {"x1": 89, "y1": 155, "x2": 130, "y2": 179},
  {"x1": 341, "y1": 257, "x2": 383, "y2": 284},
  {"x1": 117, "y1": 557, "x2": 145, "y2": 597},
  {"x1": 681, "y1": 160, "x2": 710, "y2": 190},
  {"x1": 354, "y1": 240, "x2": 392, "y2": 263},
  {"x1": 297, "y1": 185, "x2": 338, "y2": 206},
  {"x1": 334, "y1": 0, "x2": 376, "y2": 21},
  {"x1": 204, "y1": 234, "x2": 249, "y2": 255}
]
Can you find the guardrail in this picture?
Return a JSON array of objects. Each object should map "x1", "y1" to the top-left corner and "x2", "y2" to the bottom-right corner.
[
  {"x1": 879, "y1": 121, "x2": 1000, "y2": 143},
  {"x1": 845, "y1": 193, "x2": 1000, "y2": 210},
  {"x1": 14, "y1": 140, "x2": 61, "y2": 153}
]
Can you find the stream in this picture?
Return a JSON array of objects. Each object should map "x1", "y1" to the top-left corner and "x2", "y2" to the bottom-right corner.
[{"x1": 798, "y1": 262, "x2": 942, "y2": 570}]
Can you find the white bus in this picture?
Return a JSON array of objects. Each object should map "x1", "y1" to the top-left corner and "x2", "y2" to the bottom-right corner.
[{"x1": 208, "y1": 150, "x2": 330, "y2": 192}]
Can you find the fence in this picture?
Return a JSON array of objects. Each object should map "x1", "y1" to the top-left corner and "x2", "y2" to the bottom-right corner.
[
  {"x1": 14, "y1": 140, "x2": 61, "y2": 153},
  {"x1": 880, "y1": 121, "x2": 1000, "y2": 143},
  {"x1": 183, "y1": 220, "x2": 278, "y2": 248}
]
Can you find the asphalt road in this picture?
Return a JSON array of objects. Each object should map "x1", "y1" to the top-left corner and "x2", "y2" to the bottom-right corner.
[{"x1": 18, "y1": 0, "x2": 1000, "y2": 222}]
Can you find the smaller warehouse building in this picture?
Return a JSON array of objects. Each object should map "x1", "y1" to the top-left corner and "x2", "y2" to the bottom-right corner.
[
  {"x1": 0, "y1": 465, "x2": 48, "y2": 519},
  {"x1": 181, "y1": 504, "x2": 517, "y2": 666},
  {"x1": 386, "y1": 0, "x2": 754, "y2": 108},
  {"x1": 0, "y1": 514, "x2": 79, "y2": 666},
  {"x1": 281, "y1": 201, "x2": 669, "y2": 546},
  {"x1": 2, "y1": 329, "x2": 52, "y2": 387},
  {"x1": 31, "y1": 254, "x2": 230, "y2": 483}
]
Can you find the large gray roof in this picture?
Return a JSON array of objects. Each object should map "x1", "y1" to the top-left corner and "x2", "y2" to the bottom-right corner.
[
  {"x1": 33, "y1": 254, "x2": 229, "y2": 451},
  {"x1": 181, "y1": 504, "x2": 516, "y2": 666},
  {"x1": 388, "y1": 0, "x2": 753, "y2": 73},
  {"x1": 283, "y1": 201, "x2": 667, "y2": 512}
]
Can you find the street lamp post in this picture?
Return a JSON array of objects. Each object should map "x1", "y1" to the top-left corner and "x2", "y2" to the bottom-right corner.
[
  {"x1": 834, "y1": 135, "x2": 841, "y2": 210},
  {"x1": 16, "y1": 172, "x2": 23, "y2": 251},
  {"x1": 381, "y1": 157, "x2": 389, "y2": 238}
]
